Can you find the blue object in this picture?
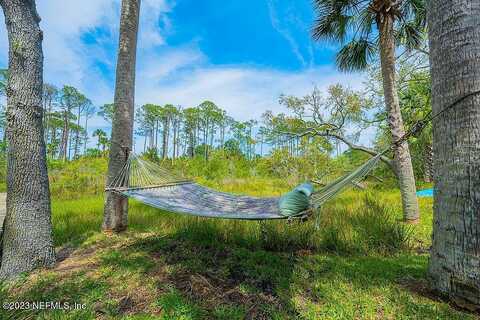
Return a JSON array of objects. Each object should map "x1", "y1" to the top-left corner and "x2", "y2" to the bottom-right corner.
[
  {"x1": 416, "y1": 188, "x2": 433, "y2": 197},
  {"x1": 295, "y1": 183, "x2": 314, "y2": 197}
]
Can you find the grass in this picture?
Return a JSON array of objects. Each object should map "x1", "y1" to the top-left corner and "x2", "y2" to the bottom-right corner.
[{"x1": 0, "y1": 178, "x2": 475, "y2": 319}]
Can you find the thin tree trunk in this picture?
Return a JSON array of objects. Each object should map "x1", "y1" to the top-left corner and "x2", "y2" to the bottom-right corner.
[
  {"x1": 427, "y1": 0, "x2": 480, "y2": 310},
  {"x1": 162, "y1": 116, "x2": 169, "y2": 159},
  {"x1": 204, "y1": 119, "x2": 208, "y2": 160},
  {"x1": 154, "y1": 119, "x2": 158, "y2": 151},
  {"x1": 0, "y1": 0, "x2": 55, "y2": 279},
  {"x1": 103, "y1": 0, "x2": 140, "y2": 232},
  {"x1": 172, "y1": 119, "x2": 177, "y2": 160},
  {"x1": 50, "y1": 127, "x2": 56, "y2": 158},
  {"x1": 59, "y1": 110, "x2": 69, "y2": 161},
  {"x1": 74, "y1": 106, "x2": 81, "y2": 158},
  {"x1": 143, "y1": 132, "x2": 147, "y2": 152},
  {"x1": 68, "y1": 130, "x2": 72, "y2": 160},
  {"x1": 378, "y1": 15, "x2": 420, "y2": 222},
  {"x1": 149, "y1": 127, "x2": 154, "y2": 149},
  {"x1": 84, "y1": 115, "x2": 89, "y2": 154}
]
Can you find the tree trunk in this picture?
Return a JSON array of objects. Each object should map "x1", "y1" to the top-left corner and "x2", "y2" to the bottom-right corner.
[
  {"x1": 74, "y1": 106, "x2": 81, "y2": 158},
  {"x1": 84, "y1": 115, "x2": 88, "y2": 154},
  {"x1": 50, "y1": 127, "x2": 57, "y2": 158},
  {"x1": 427, "y1": 1, "x2": 480, "y2": 310},
  {"x1": 59, "y1": 110, "x2": 69, "y2": 161},
  {"x1": 0, "y1": 0, "x2": 55, "y2": 280},
  {"x1": 143, "y1": 131, "x2": 147, "y2": 152},
  {"x1": 172, "y1": 119, "x2": 177, "y2": 160},
  {"x1": 154, "y1": 119, "x2": 158, "y2": 151},
  {"x1": 162, "y1": 116, "x2": 168, "y2": 159},
  {"x1": 204, "y1": 120, "x2": 208, "y2": 160},
  {"x1": 378, "y1": 15, "x2": 420, "y2": 222},
  {"x1": 103, "y1": 0, "x2": 140, "y2": 232}
]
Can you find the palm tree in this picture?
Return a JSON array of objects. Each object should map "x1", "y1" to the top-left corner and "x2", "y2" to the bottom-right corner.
[
  {"x1": 427, "y1": 0, "x2": 480, "y2": 310},
  {"x1": 0, "y1": 0, "x2": 55, "y2": 279},
  {"x1": 312, "y1": 0, "x2": 425, "y2": 222},
  {"x1": 103, "y1": 0, "x2": 141, "y2": 232}
]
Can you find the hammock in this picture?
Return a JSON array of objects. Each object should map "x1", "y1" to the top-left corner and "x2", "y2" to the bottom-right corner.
[{"x1": 106, "y1": 153, "x2": 382, "y2": 220}]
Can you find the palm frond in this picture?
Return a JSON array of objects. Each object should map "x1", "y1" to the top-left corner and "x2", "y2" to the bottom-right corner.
[
  {"x1": 312, "y1": 0, "x2": 370, "y2": 42},
  {"x1": 396, "y1": 21, "x2": 424, "y2": 50},
  {"x1": 312, "y1": 0, "x2": 426, "y2": 70},
  {"x1": 336, "y1": 39, "x2": 377, "y2": 72}
]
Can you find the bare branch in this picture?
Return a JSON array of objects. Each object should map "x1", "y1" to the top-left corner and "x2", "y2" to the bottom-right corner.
[{"x1": 285, "y1": 128, "x2": 394, "y2": 169}]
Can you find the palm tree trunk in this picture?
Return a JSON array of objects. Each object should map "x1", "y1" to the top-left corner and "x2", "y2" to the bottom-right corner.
[
  {"x1": 0, "y1": 0, "x2": 55, "y2": 279},
  {"x1": 427, "y1": 0, "x2": 480, "y2": 310},
  {"x1": 103, "y1": 0, "x2": 140, "y2": 232},
  {"x1": 378, "y1": 15, "x2": 420, "y2": 222}
]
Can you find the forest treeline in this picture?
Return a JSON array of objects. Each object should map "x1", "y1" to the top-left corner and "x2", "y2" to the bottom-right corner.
[{"x1": 0, "y1": 51, "x2": 432, "y2": 184}]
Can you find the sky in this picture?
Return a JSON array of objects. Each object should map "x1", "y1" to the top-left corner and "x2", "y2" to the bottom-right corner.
[{"x1": 0, "y1": 0, "x2": 370, "y2": 151}]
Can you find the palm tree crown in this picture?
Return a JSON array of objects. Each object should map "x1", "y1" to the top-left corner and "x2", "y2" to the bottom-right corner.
[{"x1": 312, "y1": 0, "x2": 426, "y2": 71}]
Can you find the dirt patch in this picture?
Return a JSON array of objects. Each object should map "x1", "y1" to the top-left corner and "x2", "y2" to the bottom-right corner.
[
  {"x1": 398, "y1": 277, "x2": 480, "y2": 316},
  {"x1": 397, "y1": 277, "x2": 440, "y2": 301},
  {"x1": 163, "y1": 270, "x2": 281, "y2": 320}
]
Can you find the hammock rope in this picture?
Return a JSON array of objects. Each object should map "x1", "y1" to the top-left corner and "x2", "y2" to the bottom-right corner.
[{"x1": 106, "y1": 152, "x2": 382, "y2": 220}]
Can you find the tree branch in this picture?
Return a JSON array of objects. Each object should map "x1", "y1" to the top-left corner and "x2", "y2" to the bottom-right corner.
[{"x1": 288, "y1": 128, "x2": 394, "y2": 169}]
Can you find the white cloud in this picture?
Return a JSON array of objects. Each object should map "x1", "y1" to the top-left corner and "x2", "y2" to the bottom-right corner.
[
  {"x1": 266, "y1": 0, "x2": 306, "y2": 67},
  {"x1": 0, "y1": 1, "x2": 374, "y2": 151},
  {"x1": 1, "y1": 0, "x2": 173, "y2": 98},
  {"x1": 136, "y1": 57, "x2": 365, "y2": 121},
  {"x1": 37, "y1": 1, "x2": 117, "y2": 86},
  {"x1": 138, "y1": 0, "x2": 173, "y2": 48}
]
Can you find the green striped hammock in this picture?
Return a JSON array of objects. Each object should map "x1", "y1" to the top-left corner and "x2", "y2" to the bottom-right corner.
[{"x1": 106, "y1": 153, "x2": 382, "y2": 220}]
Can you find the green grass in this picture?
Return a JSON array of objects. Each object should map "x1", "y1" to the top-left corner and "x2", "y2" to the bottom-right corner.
[{"x1": 0, "y1": 178, "x2": 474, "y2": 319}]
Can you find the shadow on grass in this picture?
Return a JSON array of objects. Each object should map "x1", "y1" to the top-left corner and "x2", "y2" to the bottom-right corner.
[
  {"x1": 5, "y1": 196, "x2": 471, "y2": 319},
  {"x1": 0, "y1": 226, "x2": 474, "y2": 320}
]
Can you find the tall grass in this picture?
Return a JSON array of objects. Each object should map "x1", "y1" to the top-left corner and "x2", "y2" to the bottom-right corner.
[
  {"x1": 52, "y1": 191, "x2": 413, "y2": 257},
  {"x1": 44, "y1": 154, "x2": 418, "y2": 256}
]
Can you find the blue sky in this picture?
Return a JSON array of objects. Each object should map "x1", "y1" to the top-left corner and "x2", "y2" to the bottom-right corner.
[{"x1": 0, "y1": 0, "x2": 369, "y2": 149}]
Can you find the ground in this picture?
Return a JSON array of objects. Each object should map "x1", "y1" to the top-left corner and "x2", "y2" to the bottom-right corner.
[{"x1": 0, "y1": 185, "x2": 478, "y2": 319}]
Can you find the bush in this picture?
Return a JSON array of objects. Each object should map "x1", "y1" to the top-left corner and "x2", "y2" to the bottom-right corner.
[{"x1": 49, "y1": 157, "x2": 107, "y2": 199}]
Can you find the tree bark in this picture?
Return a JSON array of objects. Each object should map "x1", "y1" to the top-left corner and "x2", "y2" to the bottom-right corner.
[
  {"x1": 0, "y1": 0, "x2": 55, "y2": 280},
  {"x1": 427, "y1": 0, "x2": 480, "y2": 310},
  {"x1": 103, "y1": 0, "x2": 140, "y2": 232},
  {"x1": 378, "y1": 15, "x2": 420, "y2": 222}
]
